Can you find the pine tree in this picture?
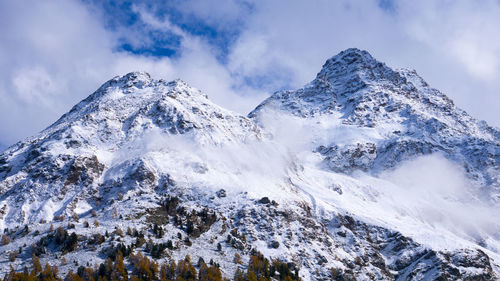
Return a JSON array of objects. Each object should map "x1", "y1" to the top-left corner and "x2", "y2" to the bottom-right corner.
[
  {"x1": 159, "y1": 265, "x2": 167, "y2": 281},
  {"x1": 32, "y1": 254, "x2": 42, "y2": 275},
  {"x1": 65, "y1": 270, "x2": 84, "y2": 281},
  {"x1": 234, "y1": 268, "x2": 245, "y2": 281},
  {"x1": 166, "y1": 260, "x2": 176, "y2": 280},
  {"x1": 39, "y1": 263, "x2": 59, "y2": 281}
]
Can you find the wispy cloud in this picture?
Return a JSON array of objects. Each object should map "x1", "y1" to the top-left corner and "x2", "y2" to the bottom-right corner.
[
  {"x1": 399, "y1": 0, "x2": 500, "y2": 79},
  {"x1": 377, "y1": 154, "x2": 500, "y2": 249}
]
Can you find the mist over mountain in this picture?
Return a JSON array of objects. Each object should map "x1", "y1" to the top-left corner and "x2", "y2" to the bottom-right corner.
[{"x1": 0, "y1": 49, "x2": 498, "y2": 280}]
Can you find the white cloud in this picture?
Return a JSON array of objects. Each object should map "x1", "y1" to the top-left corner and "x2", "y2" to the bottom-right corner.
[
  {"x1": 378, "y1": 154, "x2": 500, "y2": 248},
  {"x1": 131, "y1": 5, "x2": 187, "y2": 38},
  {"x1": 399, "y1": 0, "x2": 500, "y2": 79},
  {"x1": 0, "y1": 0, "x2": 118, "y2": 144},
  {"x1": 174, "y1": 0, "x2": 251, "y2": 31},
  {"x1": 11, "y1": 67, "x2": 58, "y2": 106}
]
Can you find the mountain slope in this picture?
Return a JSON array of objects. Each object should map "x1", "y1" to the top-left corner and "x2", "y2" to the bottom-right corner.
[
  {"x1": 247, "y1": 48, "x2": 500, "y2": 278},
  {"x1": 0, "y1": 51, "x2": 499, "y2": 280},
  {"x1": 0, "y1": 72, "x2": 338, "y2": 280}
]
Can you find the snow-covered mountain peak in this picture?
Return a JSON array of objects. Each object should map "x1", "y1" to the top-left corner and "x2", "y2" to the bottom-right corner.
[
  {"x1": 58, "y1": 72, "x2": 205, "y2": 117},
  {"x1": 321, "y1": 48, "x2": 375, "y2": 67},
  {"x1": 114, "y1": 71, "x2": 152, "y2": 86},
  {"x1": 76, "y1": 71, "x2": 154, "y2": 104},
  {"x1": 251, "y1": 49, "x2": 499, "y2": 197},
  {"x1": 0, "y1": 72, "x2": 265, "y2": 226},
  {"x1": 39, "y1": 72, "x2": 249, "y2": 147},
  {"x1": 316, "y1": 48, "x2": 394, "y2": 82},
  {"x1": 251, "y1": 49, "x2": 453, "y2": 128}
]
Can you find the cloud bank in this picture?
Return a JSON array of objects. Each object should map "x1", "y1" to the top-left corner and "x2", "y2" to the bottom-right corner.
[{"x1": 377, "y1": 154, "x2": 500, "y2": 251}]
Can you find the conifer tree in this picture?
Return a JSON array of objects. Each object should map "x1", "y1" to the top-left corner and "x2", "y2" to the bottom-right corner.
[{"x1": 32, "y1": 255, "x2": 42, "y2": 275}]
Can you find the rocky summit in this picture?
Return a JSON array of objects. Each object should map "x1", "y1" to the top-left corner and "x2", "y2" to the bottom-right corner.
[{"x1": 0, "y1": 49, "x2": 499, "y2": 280}]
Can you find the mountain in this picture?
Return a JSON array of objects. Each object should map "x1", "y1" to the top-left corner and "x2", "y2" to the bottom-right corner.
[
  {"x1": 0, "y1": 50, "x2": 498, "y2": 280},
  {"x1": 250, "y1": 48, "x2": 499, "y2": 198},
  {"x1": 0, "y1": 72, "x2": 266, "y2": 225}
]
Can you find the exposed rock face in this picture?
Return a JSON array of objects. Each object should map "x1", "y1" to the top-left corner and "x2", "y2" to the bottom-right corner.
[{"x1": 316, "y1": 142, "x2": 377, "y2": 173}]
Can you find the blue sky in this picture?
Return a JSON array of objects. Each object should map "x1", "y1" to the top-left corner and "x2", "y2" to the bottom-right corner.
[
  {"x1": 1, "y1": 0, "x2": 500, "y2": 148},
  {"x1": 87, "y1": 0, "x2": 250, "y2": 60}
]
